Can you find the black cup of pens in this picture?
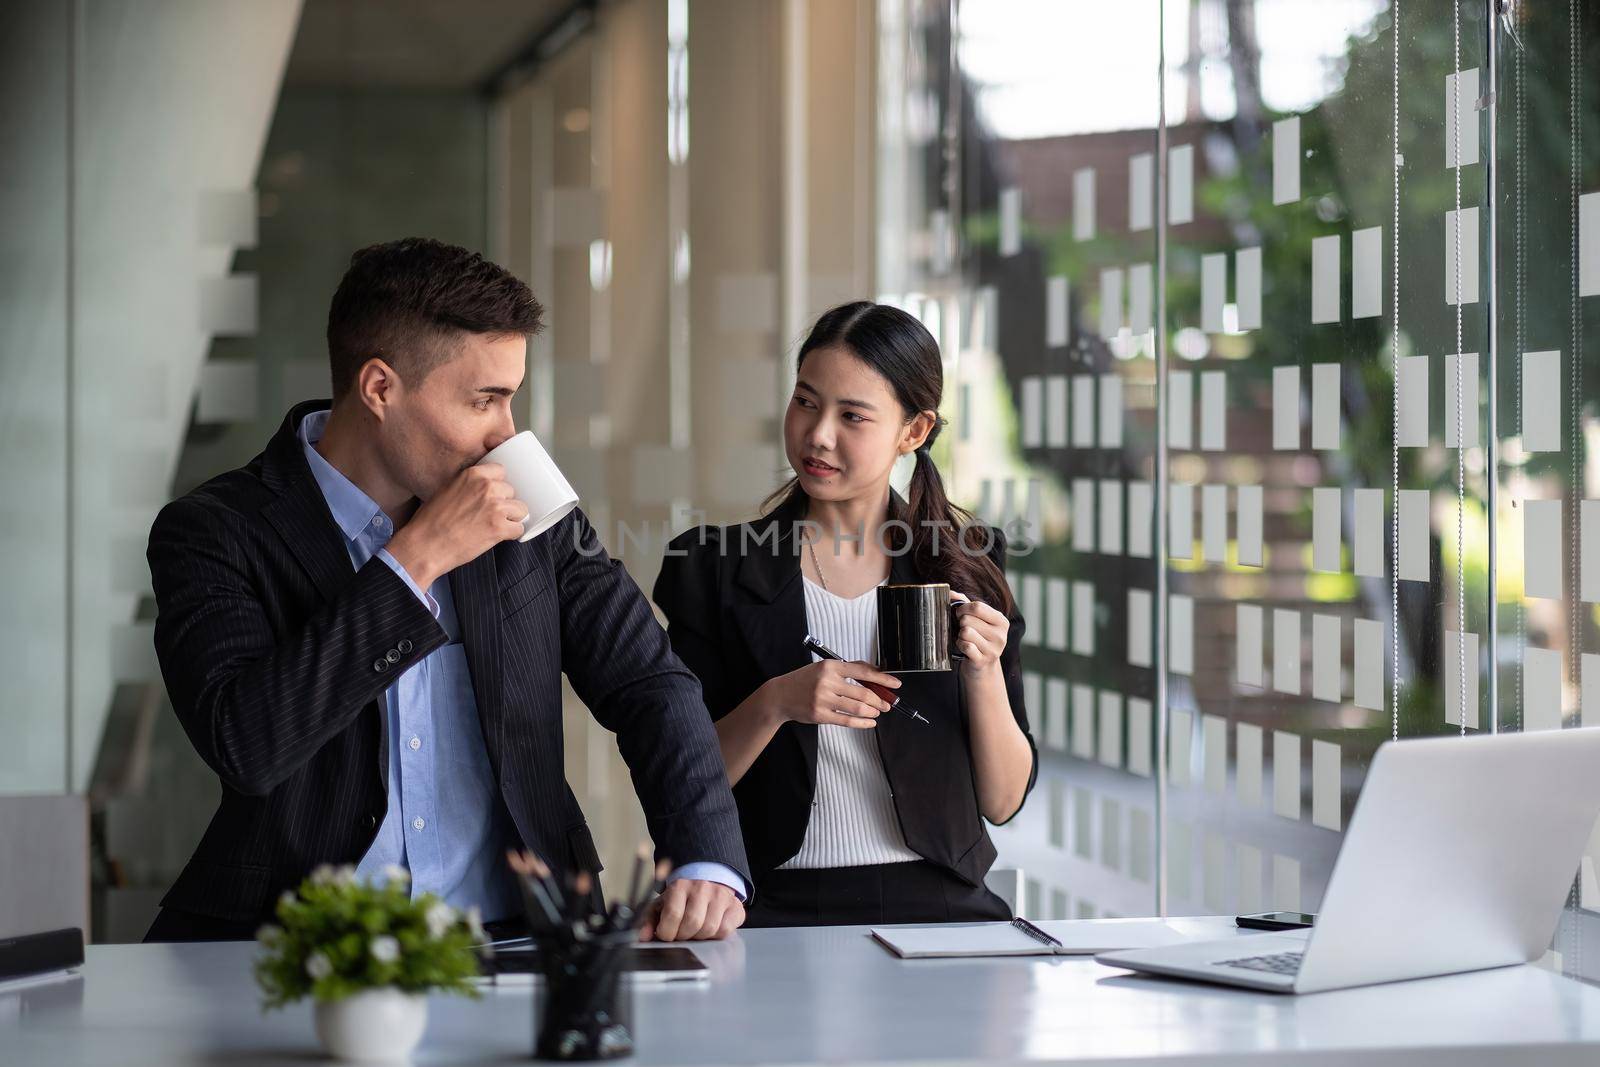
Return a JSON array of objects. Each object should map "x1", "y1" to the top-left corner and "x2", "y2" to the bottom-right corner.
[{"x1": 508, "y1": 847, "x2": 668, "y2": 1061}]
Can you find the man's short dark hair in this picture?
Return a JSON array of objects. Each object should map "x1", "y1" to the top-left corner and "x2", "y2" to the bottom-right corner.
[{"x1": 326, "y1": 237, "x2": 545, "y2": 400}]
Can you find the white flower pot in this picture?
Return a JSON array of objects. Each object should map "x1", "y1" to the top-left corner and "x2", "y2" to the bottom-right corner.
[{"x1": 314, "y1": 988, "x2": 427, "y2": 1062}]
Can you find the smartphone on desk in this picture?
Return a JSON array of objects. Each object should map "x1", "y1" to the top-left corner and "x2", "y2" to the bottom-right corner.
[
  {"x1": 1234, "y1": 911, "x2": 1315, "y2": 931},
  {"x1": 477, "y1": 945, "x2": 709, "y2": 986}
]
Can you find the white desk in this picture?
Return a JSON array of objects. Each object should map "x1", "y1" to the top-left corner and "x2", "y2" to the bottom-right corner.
[{"x1": 6, "y1": 919, "x2": 1600, "y2": 1065}]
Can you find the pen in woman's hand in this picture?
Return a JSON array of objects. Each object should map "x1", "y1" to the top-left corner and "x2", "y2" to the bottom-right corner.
[{"x1": 802, "y1": 635, "x2": 930, "y2": 724}]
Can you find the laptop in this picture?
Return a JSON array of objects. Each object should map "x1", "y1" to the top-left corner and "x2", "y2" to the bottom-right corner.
[{"x1": 1098, "y1": 728, "x2": 1600, "y2": 994}]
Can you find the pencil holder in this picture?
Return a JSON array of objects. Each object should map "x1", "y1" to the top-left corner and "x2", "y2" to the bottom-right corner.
[{"x1": 534, "y1": 930, "x2": 635, "y2": 1061}]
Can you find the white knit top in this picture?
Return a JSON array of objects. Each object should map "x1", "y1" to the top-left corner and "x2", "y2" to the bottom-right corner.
[{"x1": 779, "y1": 577, "x2": 922, "y2": 869}]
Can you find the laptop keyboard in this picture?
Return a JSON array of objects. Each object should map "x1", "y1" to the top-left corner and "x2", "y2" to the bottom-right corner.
[{"x1": 1215, "y1": 951, "x2": 1304, "y2": 976}]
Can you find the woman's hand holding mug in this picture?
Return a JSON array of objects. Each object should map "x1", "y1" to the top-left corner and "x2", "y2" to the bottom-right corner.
[{"x1": 950, "y1": 592, "x2": 1008, "y2": 679}]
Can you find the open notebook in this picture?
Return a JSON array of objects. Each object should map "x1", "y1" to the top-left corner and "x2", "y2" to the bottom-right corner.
[{"x1": 871, "y1": 918, "x2": 1199, "y2": 959}]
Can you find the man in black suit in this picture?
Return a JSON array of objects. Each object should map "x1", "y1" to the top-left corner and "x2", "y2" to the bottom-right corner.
[{"x1": 145, "y1": 237, "x2": 748, "y2": 942}]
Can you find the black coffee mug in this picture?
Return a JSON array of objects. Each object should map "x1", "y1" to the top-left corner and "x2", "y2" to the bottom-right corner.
[{"x1": 876, "y1": 583, "x2": 965, "y2": 672}]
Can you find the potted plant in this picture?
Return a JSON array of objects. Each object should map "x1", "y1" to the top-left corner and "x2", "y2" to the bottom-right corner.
[{"x1": 254, "y1": 864, "x2": 486, "y2": 1062}]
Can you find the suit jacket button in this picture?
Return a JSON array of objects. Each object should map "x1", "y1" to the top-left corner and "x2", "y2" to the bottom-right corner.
[
  {"x1": 373, "y1": 658, "x2": 388, "y2": 673},
  {"x1": 385, "y1": 649, "x2": 401, "y2": 664},
  {"x1": 397, "y1": 639, "x2": 413, "y2": 654},
  {"x1": 368, "y1": 814, "x2": 377, "y2": 828}
]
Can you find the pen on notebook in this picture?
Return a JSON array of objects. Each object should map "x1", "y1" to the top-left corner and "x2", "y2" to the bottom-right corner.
[{"x1": 802, "y1": 634, "x2": 930, "y2": 725}]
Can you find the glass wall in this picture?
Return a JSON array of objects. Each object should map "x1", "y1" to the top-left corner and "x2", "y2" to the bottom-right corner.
[{"x1": 875, "y1": 0, "x2": 1600, "y2": 979}]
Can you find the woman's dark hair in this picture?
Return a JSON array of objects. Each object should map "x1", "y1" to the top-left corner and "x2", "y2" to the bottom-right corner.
[{"x1": 763, "y1": 301, "x2": 1015, "y2": 615}]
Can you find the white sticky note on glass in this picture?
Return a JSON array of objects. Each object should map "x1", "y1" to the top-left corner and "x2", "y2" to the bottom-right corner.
[
  {"x1": 1021, "y1": 376, "x2": 1043, "y2": 447},
  {"x1": 1072, "y1": 375, "x2": 1096, "y2": 448},
  {"x1": 1072, "y1": 685, "x2": 1095, "y2": 760},
  {"x1": 1100, "y1": 797, "x2": 1123, "y2": 872},
  {"x1": 1524, "y1": 499, "x2": 1563, "y2": 601},
  {"x1": 1128, "y1": 262, "x2": 1154, "y2": 335},
  {"x1": 1237, "y1": 484, "x2": 1264, "y2": 567},
  {"x1": 1098, "y1": 692, "x2": 1122, "y2": 767},
  {"x1": 1273, "y1": 854, "x2": 1302, "y2": 911},
  {"x1": 1312, "y1": 487, "x2": 1342, "y2": 572},
  {"x1": 1311, "y1": 362, "x2": 1340, "y2": 449},
  {"x1": 1236, "y1": 247, "x2": 1262, "y2": 330},
  {"x1": 1443, "y1": 352, "x2": 1479, "y2": 447},
  {"x1": 1129, "y1": 152, "x2": 1154, "y2": 231},
  {"x1": 1099, "y1": 374, "x2": 1123, "y2": 448},
  {"x1": 1021, "y1": 575, "x2": 1043, "y2": 647},
  {"x1": 1312, "y1": 613, "x2": 1341, "y2": 702},
  {"x1": 1584, "y1": 500, "x2": 1600, "y2": 603},
  {"x1": 1200, "y1": 370, "x2": 1226, "y2": 451},
  {"x1": 1169, "y1": 709, "x2": 1193, "y2": 787},
  {"x1": 1048, "y1": 780, "x2": 1065, "y2": 848},
  {"x1": 1073, "y1": 581, "x2": 1095, "y2": 656},
  {"x1": 1353, "y1": 618, "x2": 1384, "y2": 710},
  {"x1": 1128, "y1": 698, "x2": 1152, "y2": 777},
  {"x1": 1072, "y1": 477, "x2": 1096, "y2": 553},
  {"x1": 1169, "y1": 144, "x2": 1194, "y2": 225},
  {"x1": 1072, "y1": 786, "x2": 1093, "y2": 860},
  {"x1": 1351, "y1": 226, "x2": 1382, "y2": 320},
  {"x1": 1445, "y1": 68, "x2": 1480, "y2": 168},
  {"x1": 1522, "y1": 350, "x2": 1562, "y2": 452},
  {"x1": 1100, "y1": 267, "x2": 1124, "y2": 339},
  {"x1": 1045, "y1": 678, "x2": 1068, "y2": 751},
  {"x1": 1129, "y1": 481, "x2": 1154, "y2": 558},
  {"x1": 1236, "y1": 723, "x2": 1264, "y2": 808},
  {"x1": 1397, "y1": 354, "x2": 1429, "y2": 447},
  {"x1": 1445, "y1": 207, "x2": 1479, "y2": 305},
  {"x1": 1311, "y1": 234, "x2": 1341, "y2": 324},
  {"x1": 1584, "y1": 655, "x2": 1600, "y2": 727},
  {"x1": 1237, "y1": 603, "x2": 1264, "y2": 687},
  {"x1": 1274, "y1": 731, "x2": 1301, "y2": 820},
  {"x1": 1524, "y1": 646, "x2": 1564, "y2": 732},
  {"x1": 1169, "y1": 369, "x2": 1194, "y2": 450},
  {"x1": 1353, "y1": 488, "x2": 1384, "y2": 577},
  {"x1": 1128, "y1": 588, "x2": 1153, "y2": 667},
  {"x1": 1237, "y1": 844, "x2": 1264, "y2": 914},
  {"x1": 1444, "y1": 629, "x2": 1479, "y2": 729},
  {"x1": 1202, "y1": 484, "x2": 1228, "y2": 563},
  {"x1": 1046, "y1": 275, "x2": 1070, "y2": 348},
  {"x1": 999, "y1": 186, "x2": 1021, "y2": 256},
  {"x1": 1273, "y1": 609, "x2": 1302, "y2": 695},
  {"x1": 1201, "y1": 253, "x2": 1227, "y2": 333},
  {"x1": 1203, "y1": 715, "x2": 1227, "y2": 795},
  {"x1": 1273, "y1": 365, "x2": 1300, "y2": 449},
  {"x1": 1169, "y1": 482, "x2": 1195, "y2": 560},
  {"x1": 1045, "y1": 375, "x2": 1068, "y2": 448},
  {"x1": 1170, "y1": 594, "x2": 1194, "y2": 675},
  {"x1": 1273, "y1": 116, "x2": 1300, "y2": 205},
  {"x1": 1203, "y1": 833, "x2": 1228, "y2": 911},
  {"x1": 1398, "y1": 489, "x2": 1430, "y2": 582},
  {"x1": 1311, "y1": 741, "x2": 1341, "y2": 831},
  {"x1": 1582, "y1": 192, "x2": 1600, "y2": 298},
  {"x1": 1073, "y1": 167, "x2": 1096, "y2": 241},
  {"x1": 1038, "y1": 580, "x2": 1064, "y2": 654},
  {"x1": 1099, "y1": 479, "x2": 1123, "y2": 555}
]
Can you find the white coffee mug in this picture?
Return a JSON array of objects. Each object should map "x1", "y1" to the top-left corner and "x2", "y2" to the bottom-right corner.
[{"x1": 477, "y1": 430, "x2": 579, "y2": 543}]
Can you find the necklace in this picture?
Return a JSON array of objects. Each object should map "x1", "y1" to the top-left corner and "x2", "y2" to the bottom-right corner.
[{"x1": 806, "y1": 536, "x2": 829, "y2": 592}]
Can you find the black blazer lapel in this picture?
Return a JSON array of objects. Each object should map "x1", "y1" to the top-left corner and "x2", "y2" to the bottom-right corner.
[
  {"x1": 450, "y1": 550, "x2": 504, "y2": 783},
  {"x1": 259, "y1": 402, "x2": 363, "y2": 605},
  {"x1": 730, "y1": 516, "x2": 818, "y2": 787}
]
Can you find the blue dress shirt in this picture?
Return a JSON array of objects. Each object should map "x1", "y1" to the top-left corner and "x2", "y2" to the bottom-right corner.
[{"x1": 297, "y1": 411, "x2": 745, "y2": 916}]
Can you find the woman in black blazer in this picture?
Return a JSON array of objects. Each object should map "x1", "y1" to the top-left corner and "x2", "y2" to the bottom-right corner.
[{"x1": 652, "y1": 301, "x2": 1037, "y2": 927}]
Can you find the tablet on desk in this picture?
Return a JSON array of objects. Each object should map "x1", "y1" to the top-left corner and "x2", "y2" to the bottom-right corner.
[{"x1": 475, "y1": 945, "x2": 709, "y2": 987}]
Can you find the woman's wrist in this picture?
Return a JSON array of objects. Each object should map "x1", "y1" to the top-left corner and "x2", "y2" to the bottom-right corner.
[{"x1": 750, "y1": 679, "x2": 791, "y2": 727}]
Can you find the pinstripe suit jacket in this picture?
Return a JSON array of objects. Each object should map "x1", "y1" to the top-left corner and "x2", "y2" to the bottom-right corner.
[{"x1": 147, "y1": 400, "x2": 749, "y2": 924}]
